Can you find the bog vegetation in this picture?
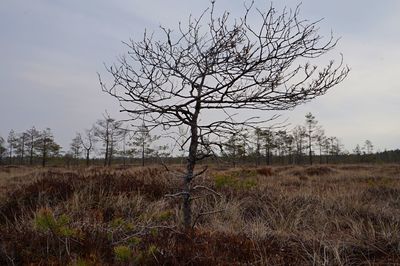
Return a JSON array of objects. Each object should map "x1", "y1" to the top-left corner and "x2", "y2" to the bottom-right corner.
[{"x1": 0, "y1": 164, "x2": 400, "y2": 265}]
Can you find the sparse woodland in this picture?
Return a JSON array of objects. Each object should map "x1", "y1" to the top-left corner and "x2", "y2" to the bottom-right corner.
[
  {"x1": 1, "y1": 1, "x2": 399, "y2": 265},
  {"x1": 1, "y1": 112, "x2": 397, "y2": 168}
]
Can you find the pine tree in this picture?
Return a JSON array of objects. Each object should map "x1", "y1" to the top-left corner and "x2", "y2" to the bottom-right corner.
[
  {"x1": 130, "y1": 123, "x2": 159, "y2": 166},
  {"x1": 305, "y1": 112, "x2": 318, "y2": 165}
]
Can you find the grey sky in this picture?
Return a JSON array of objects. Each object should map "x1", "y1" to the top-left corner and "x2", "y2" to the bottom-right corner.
[{"x1": 0, "y1": 0, "x2": 399, "y2": 152}]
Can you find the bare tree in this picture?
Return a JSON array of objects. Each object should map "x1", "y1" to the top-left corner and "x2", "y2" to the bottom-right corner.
[
  {"x1": 119, "y1": 126, "x2": 130, "y2": 166},
  {"x1": 15, "y1": 132, "x2": 28, "y2": 165},
  {"x1": 353, "y1": 144, "x2": 362, "y2": 156},
  {"x1": 323, "y1": 136, "x2": 332, "y2": 163},
  {"x1": 260, "y1": 129, "x2": 275, "y2": 165},
  {"x1": 130, "y1": 122, "x2": 159, "y2": 167},
  {"x1": 327, "y1": 136, "x2": 342, "y2": 163},
  {"x1": 364, "y1": 140, "x2": 374, "y2": 155},
  {"x1": 222, "y1": 131, "x2": 243, "y2": 168},
  {"x1": 94, "y1": 118, "x2": 110, "y2": 166},
  {"x1": 100, "y1": 2, "x2": 349, "y2": 228},
  {"x1": 292, "y1": 125, "x2": 307, "y2": 164},
  {"x1": 79, "y1": 128, "x2": 95, "y2": 166},
  {"x1": 0, "y1": 136, "x2": 6, "y2": 165},
  {"x1": 305, "y1": 112, "x2": 318, "y2": 165},
  {"x1": 275, "y1": 130, "x2": 292, "y2": 164},
  {"x1": 283, "y1": 131, "x2": 295, "y2": 164},
  {"x1": 7, "y1": 130, "x2": 17, "y2": 164},
  {"x1": 70, "y1": 133, "x2": 82, "y2": 164},
  {"x1": 253, "y1": 128, "x2": 263, "y2": 166},
  {"x1": 353, "y1": 144, "x2": 362, "y2": 162},
  {"x1": 94, "y1": 115, "x2": 124, "y2": 166},
  {"x1": 315, "y1": 128, "x2": 326, "y2": 164},
  {"x1": 239, "y1": 130, "x2": 250, "y2": 162},
  {"x1": 35, "y1": 128, "x2": 60, "y2": 167},
  {"x1": 26, "y1": 126, "x2": 40, "y2": 165}
]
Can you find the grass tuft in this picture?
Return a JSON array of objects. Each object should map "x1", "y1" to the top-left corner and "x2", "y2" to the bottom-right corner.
[{"x1": 0, "y1": 164, "x2": 399, "y2": 264}]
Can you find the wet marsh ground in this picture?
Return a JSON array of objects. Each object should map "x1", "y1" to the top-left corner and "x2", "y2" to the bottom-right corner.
[{"x1": 0, "y1": 164, "x2": 399, "y2": 265}]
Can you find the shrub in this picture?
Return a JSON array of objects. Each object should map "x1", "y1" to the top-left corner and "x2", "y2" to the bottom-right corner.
[
  {"x1": 157, "y1": 210, "x2": 174, "y2": 221},
  {"x1": 127, "y1": 236, "x2": 142, "y2": 245},
  {"x1": 114, "y1": 245, "x2": 132, "y2": 262},
  {"x1": 214, "y1": 173, "x2": 257, "y2": 190},
  {"x1": 214, "y1": 174, "x2": 237, "y2": 189},
  {"x1": 34, "y1": 208, "x2": 76, "y2": 237}
]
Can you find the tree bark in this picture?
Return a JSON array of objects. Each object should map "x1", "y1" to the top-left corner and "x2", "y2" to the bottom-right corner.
[
  {"x1": 29, "y1": 138, "x2": 34, "y2": 165},
  {"x1": 86, "y1": 150, "x2": 90, "y2": 166},
  {"x1": 104, "y1": 130, "x2": 109, "y2": 166},
  {"x1": 142, "y1": 140, "x2": 145, "y2": 167},
  {"x1": 309, "y1": 134, "x2": 313, "y2": 165},
  {"x1": 184, "y1": 126, "x2": 197, "y2": 229},
  {"x1": 265, "y1": 146, "x2": 271, "y2": 165},
  {"x1": 42, "y1": 142, "x2": 46, "y2": 167},
  {"x1": 183, "y1": 98, "x2": 201, "y2": 229}
]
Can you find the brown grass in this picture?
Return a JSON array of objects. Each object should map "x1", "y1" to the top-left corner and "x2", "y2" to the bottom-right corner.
[
  {"x1": 256, "y1": 167, "x2": 273, "y2": 177},
  {"x1": 0, "y1": 164, "x2": 400, "y2": 265}
]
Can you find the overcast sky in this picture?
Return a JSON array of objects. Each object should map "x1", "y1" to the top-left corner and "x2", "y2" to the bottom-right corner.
[{"x1": 0, "y1": 0, "x2": 399, "y2": 152}]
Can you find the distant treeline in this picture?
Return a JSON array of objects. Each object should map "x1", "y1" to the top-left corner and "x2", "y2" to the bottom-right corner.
[
  {"x1": 1, "y1": 113, "x2": 398, "y2": 167},
  {"x1": 1, "y1": 150, "x2": 399, "y2": 168}
]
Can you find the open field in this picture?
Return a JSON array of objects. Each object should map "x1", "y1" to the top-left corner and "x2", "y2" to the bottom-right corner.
[{"x1": 0, "y1": 164, "x2": 400, "y2": 265}]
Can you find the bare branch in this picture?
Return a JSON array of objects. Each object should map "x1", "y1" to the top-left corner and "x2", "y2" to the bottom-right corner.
[{"x1": 101, "y1": 1, "x2": 349, "y2": 229}]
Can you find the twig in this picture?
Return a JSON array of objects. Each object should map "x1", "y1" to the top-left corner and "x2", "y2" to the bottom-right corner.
[
  {"x1": 192, "y1": 185, "x2": 222, "y2": 197},
  {"x1": 164, "y1": 191, "x2": 189, "y2": 198},
  {"x1": 192, "y1": 209, "x2": 225, "y2": 229},
  {"x1": 115, "y1": 225, "x2": 180, "y2": 244},
  {"x1": 193, "y1": 166, "x2": 208, "y2": 178},
  {"x1": 159, "y1": 160, "x2": 170, "y2": 172}
]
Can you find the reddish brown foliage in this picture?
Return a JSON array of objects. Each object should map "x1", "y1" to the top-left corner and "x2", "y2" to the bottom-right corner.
[
  {"x1": 1, "y1": 165, "x2": 400, "y2": 265},
  {"x1": 0, "y1": 176, "x2": 74, "y2": 223},
  {"x1": 138, "y1": 229, "x2": 301, "y2": 265},
  {"x1": 257, "y1": 167, "x2": 273, "y2": 177},
  {"x1": 0, "y1": 227, "x2": 113, "y2": 265},
  {"x1": 290, "y1": 166, "x2": 334, "y2": 177}
]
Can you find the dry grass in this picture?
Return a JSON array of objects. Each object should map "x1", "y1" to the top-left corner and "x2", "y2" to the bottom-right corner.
[{"x1": 0, "y1": 164, "x2": 399, "y2": 265}]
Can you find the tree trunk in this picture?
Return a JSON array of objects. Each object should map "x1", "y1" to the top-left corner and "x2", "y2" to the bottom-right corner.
[
  {"x1": 142, "y1": 141, "x2": 145, "y2": 167},
  {"x1": 265, "y1": 146, "x2": 270, "y2": 165},
  {"x1": 298, "y1": 143, "x2": 302, "y2": 165},
  {"x1": 20, "y1": 138, "x2": 25, "y2": 165},
  {"x1": 232, "y1": 147, "x2": 236, "y2": 168},
  {"x1": 86, "y1": 150, "x2": 90, "y2": 166},
  {"x1": 104, "y1": 133, "x2": 109, "y2": 166},
  {"x1": 256, "y1": 143, "x2": 260, "y2": 166},
  {"x1": 184, "y1": 124, "x2": 197, "y2": 229},
  {"x1": 326, "y1": 151, "x2": 329, "y2": 164},
  {"x1": 308, "y1": 135, "x2": 312, "y2": 165},
  {"x1": 183, "y1": 98, "x2": 201, "y2": 229},
  {"x1": 319, "y1": 145, "x2": 322, "y2": 164},
  {"x1": 8, "y1": 141, "x2": 15, "y2": 165},
  {"x1": 29, "y1": 139, "x2": 34, "y2": 165},
  {"x1": 108, "y1": 145, "x2": 112, "y2": 166},
  {"x1": 42, "y1": 144, "x2": 46, "y2": 167}
]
